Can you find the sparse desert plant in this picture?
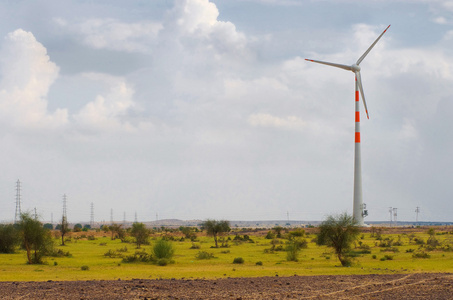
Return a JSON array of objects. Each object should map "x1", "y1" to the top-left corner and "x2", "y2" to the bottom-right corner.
[
  {"x1": 153, "y1": 239, "x2": 175, "y2": 260},
  {"x1": 195, "y1": 251, "x2": 215, "y2": 260},
  {"x1": 190, "y1": 242, "x2": 201, "y2": 249},
  {"x1": 233, "y1": 257, "x2": 244, "y2": 264},
  {"x1": 81, "y1": 265, "x2": 89, "y2": 271},
  {"x1": 316, "y1": 213, "x2": 360, "y2": 267},
  {"x1": 413, "y1": 252, "x2": 431, "y2": 259}
]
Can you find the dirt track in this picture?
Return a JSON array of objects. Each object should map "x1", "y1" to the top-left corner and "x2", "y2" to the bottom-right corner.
[{"x1": 0, "y1": 273, "x2": 452, "y2": 299}]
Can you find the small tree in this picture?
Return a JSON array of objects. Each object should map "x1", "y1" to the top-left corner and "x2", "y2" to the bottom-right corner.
[
  {"x1": 201, "y1": 219, "x2": 230, "y2": 248},
  {"x1": 316, "y1": 213, "x2": 360, "y2": 267},
  {"x1": 73, "y1": 223, "x2": 82, "y2": 232},
  {"x1": 19, "y1": 213, "x2": 54, "y2": 264},
  {"x1": 109, "y1": 224, "x2": 126, "y2": 241},
  {"x1": 59, "y1": 216, "x2": 70, "y2": 246},
  {"x1": 130, "y1": 222, "x2": 149, "y2": 248},
  {"x1": 0, "y1": 224, "x2": 20, "y2": 253}
]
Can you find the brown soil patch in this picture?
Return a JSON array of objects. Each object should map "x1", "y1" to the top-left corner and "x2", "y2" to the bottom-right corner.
[{"x1": 0, "y1": 273, "x2": 452, "y2": 299}]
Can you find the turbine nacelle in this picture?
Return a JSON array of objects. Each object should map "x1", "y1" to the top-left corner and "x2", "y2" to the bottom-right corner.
[{"x1": 351, "y1": 64, "x2": 361, "y2": 72}]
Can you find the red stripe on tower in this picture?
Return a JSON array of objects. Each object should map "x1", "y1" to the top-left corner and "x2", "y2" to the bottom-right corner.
[
  {"x1": 355, "y1": 90, "x2": 359, "y2": 102},
  {"x1": 355, "y1": 132, "x2": 361, "y2": 143},
  {"x1": 355, "y1": 111, "x2": 360, "y2": 122}
]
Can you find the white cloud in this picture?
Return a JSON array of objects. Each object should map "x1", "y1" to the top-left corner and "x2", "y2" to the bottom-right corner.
[
  {"x1": 248, "y1": 113, "x2": 306, "y2": 131},
  {"x1": 171, "y1": 0, "x2": 249, "y2": 58},
  {"x1": 0, "y1": 29, "x2": 68, "y2": 129},
  {"x1": 56, "y1": 18, "x2": 163, "y2": 53},
  {"x1": 73, "y1": 73, "x2": 148, "y2": 132}
]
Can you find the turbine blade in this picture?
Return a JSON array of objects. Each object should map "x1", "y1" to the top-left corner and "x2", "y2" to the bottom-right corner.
[
  {"x1": 356, "y1": 25, "x2": 391, "y2": 66},
  {"x1": 305, "y1": 59, "x2": 352, "y2": 71},
  {"x1": 356, "y1": 71, "x2": 369, "y2": 119}
]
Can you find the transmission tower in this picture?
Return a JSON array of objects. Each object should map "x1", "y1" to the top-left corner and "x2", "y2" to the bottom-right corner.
[
  {"x1": 415, "y1": 206, "x2": 420, "y2": 223},
  {"x1": 14, "y1": 179, "x2": 22, "y2": 224},
  {"x1": 62, "y1": 194, "x2": 67, "y2": 222},
  {"x1": 110, "y1": 209, "x2": 113, "y2": 225},
  {"x1": 90, "y1": 203, "x2": 94, "y2": 228},
  {"x1": 134, "y1": 211, "x2": 138, "y2": 223},
  {"x1": 388, "y1": 207, "x2": 393, "y2": 227},
  {"x1": 393, "y1": 208, "x2": 398, "y2": 227}
]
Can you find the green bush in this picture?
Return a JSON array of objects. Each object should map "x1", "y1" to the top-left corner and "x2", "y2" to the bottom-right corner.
[
  {"x1": 233, "y1": 257, "x2": 244, "y2": 264},
  {"x1": 122, "y1": 250, "x2": 152, "y2": 263},
  {"x1": 256, "y1": 261, "x2": 263, "y2": 266},
  {"x1": 190, "y1": 242, "x2": 201, "y2": 249},
  {"x1": 413, "y1": 252, "x2": 431, "y2": 259},
  {"x1": 153, "y1": 239, "x2": 175, "y2": 260},
  {"x1": 0, "y1": 224, "x2": 20, "y2": 253},
  {"x1": 196, "y1": 251, "x2": 215, "y2": 260},
  {"x1": 81, "y1": 265, "x2": 89, "y2": 271}
]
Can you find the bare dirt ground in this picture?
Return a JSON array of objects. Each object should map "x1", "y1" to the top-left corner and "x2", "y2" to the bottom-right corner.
[{"x1": 0, "y1": 273, "x2": 452, "y2": 299}]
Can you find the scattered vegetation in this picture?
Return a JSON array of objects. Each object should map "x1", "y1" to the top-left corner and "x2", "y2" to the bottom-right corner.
[{"x1": 316, "y1": 213, "x2": 360, "y2": 267}]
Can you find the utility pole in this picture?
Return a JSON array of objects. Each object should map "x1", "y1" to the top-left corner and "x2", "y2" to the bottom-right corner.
[
  {"x1": 134, "y1": 211, "x2": 138, "y2": 223},
  {"x1": 51, "y1": 212, "x2": 53, "y2": 224},
  {"x1": 110, "y1": 209, "x2": 113, "y2": 225},
  {"x1": 123, "y1": 211, "x2": 126, "y2": 228},
  {"x1": 34, "y1": 207, "x2": 37, "y2": 220},
  {"x1": 393, "y1": 208, "x2": 398, "y2": 227},
  {"x1": 14, "y1": 179, "x2": 22, "y2": 224}
]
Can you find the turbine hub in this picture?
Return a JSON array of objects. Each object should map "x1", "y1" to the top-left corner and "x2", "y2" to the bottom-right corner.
[{"x1": 351, "y1": 64, "x2": 361, "y2": 72}]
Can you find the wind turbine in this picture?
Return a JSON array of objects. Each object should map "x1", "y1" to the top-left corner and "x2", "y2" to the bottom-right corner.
[{"x1": 305, "y1": 25, "x2": 390, "y2": 226}]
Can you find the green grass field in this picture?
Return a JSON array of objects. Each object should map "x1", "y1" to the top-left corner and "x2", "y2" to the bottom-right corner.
[{"x1": 1, "y1": 229, "x2": 453, "y2": 281}]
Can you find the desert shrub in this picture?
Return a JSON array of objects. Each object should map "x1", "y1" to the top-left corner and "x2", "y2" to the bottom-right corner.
[
  {"x1": 156, "y1": 258, "x2": 171, "y2": 266},
  {"x1": 380, "y1": 255, "x2": 393, "y2": 261},
  {"x1": 117, "y1": 246, "x2": 128, "y2": 252},
  {"x1": 379, "y1": 238, "x2": 394, "y2": 248},
  {"x1": 47, "y1": 248, "x2": 72, "y2": 257},
  {"x1": 87, "y1": 235, "x2": 96, "y2": 241},
  {"x1": 220, "y1": 250, "x2": 230, "y2": 254},
  {"x1": 406, "y1": 248, "x2": 415, "y2": 253},
  {"x1": 233, "y1": 257, "x2": 244, "y2": 264},
  {"x1": 153, "y1": 239, "x2": 175, "y2": 260},
  {"x1": 190, "y1": 242, "x2": 201, "y2": 249},
  {"x1": 265, "y1": 231, "x2": 275, "y2": 239},
  {"x1": 81, "y1": 265, "x2": 89, "y2": 271},
  {"x1": 256, "y1": 261, "x2": 263, "y2": 266},
  {"x1": 196, "y1": 251, "x2": 215, "y2": 260},
  {"x1": 426, "y1": 236, "x2": 440, "y2": 248},
  {"x1": 122, "y1": 250, "x2": 152, "y2": 263},
  {"x1": 380, "y1": 247, "x2": 399, "y2": 253},
  {"x1": 413, "y1": 252, "x2": 430, "y2": 259},
  {"x1": 414, "y1": 238, "x2": 425, "y2": 245},
  {"x1": 372, "y1": 254, "x2": 377, "y2": 259},
  {"x1": 288, "y1": 229, "x2": 305, "y2": 238}
]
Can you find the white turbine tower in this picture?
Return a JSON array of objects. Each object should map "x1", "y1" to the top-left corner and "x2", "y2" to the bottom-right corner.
[{"x1": 305, "y1": 25, "x2": 390, "y2": 226}]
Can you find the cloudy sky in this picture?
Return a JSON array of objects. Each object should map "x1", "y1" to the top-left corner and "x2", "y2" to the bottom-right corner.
[{"x1": 0, "y1": 0, "x2": 452, "y2": 223}]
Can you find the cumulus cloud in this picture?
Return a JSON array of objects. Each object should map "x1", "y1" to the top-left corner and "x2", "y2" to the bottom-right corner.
[
  {"x1": 169, "y1": 0, "x2": 249, "y2": 58},
  {"x1": 0, "y1": 29, "x2": 68, "y2": 129},
  {"x1": 73, "y1": 73, "x2": 149, "y2": 132}
]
